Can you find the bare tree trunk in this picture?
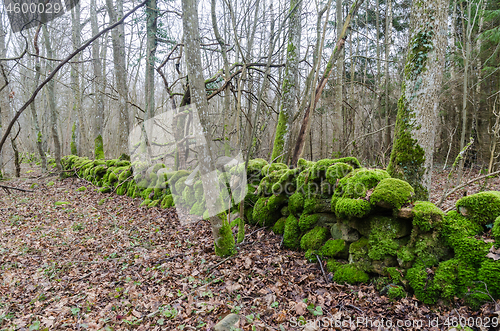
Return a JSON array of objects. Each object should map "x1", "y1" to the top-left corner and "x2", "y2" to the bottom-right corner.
[
  {"x1": 106, "y1": 0, "x2": 130, "y2": 155},
  {"x1": 90, "y1": 0, "x2": 105, "y2": 159},
  {"x1": 31, "y1": 25, "x2": 48, "y2": 171},
  {"x1": 70, "y1": 3, "x2": 85, "y2": 156},
  {"x1": 384, "y1": 0, "x2": 392, "y2": 154},
  {"x1": 42, "y1": 24, "x2": 62, "y2": 170},
  {"x1": 271, "y1": 0, "x2": 302, "y2": 164},
  {"x1": 182, "y1": 0, "x2": 234, "y2": 256},
  {"x1": 145, "y1": 0, "x2": 157, "y2": 120},
  {"x1": 387, "y1": 0, "x2": 448, "y2": 200}
]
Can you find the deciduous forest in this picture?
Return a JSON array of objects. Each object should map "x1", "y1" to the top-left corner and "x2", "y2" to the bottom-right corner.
[{"x1": 1, "y1": 0, "x2": 500, "y2": 329}]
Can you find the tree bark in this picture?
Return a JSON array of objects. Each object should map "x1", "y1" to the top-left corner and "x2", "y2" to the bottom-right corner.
[{"x1": 387, "y1": 0, "x2": 448, "y2": 200}]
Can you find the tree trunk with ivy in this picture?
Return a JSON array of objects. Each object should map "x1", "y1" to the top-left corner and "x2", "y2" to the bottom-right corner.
[
  {"x1": 387, "y1": 0, "x2": 448, "y2": 200},
  {"x1": 271, "y1": 0, "x2": 301, "y2": 164}
]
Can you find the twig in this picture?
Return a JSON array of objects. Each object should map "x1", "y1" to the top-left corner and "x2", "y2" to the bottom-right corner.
[
  {"x1": 315, "y1": 254, "x2": 329, "y2": 284},
  {"x1": 0, "y1": 184, "x2": 33, "y2": 193}
]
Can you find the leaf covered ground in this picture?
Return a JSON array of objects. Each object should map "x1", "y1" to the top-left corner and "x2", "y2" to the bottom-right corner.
[{"x1": 1, "y1": 167, "x2": 499, "y2": 330}]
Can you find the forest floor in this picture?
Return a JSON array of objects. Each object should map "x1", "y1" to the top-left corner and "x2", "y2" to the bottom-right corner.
[{"x1": 0, "y1": 165, "x2": 499, "y2": 331}]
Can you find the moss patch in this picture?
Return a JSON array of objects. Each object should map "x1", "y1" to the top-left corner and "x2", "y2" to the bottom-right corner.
[
  {"x1": 333, "y1": 264, "x2": 369, "y2": 285},
  {"x1": 283, "y1": 215, "x2": 302, "y2": 250},
  {"x1": 320, "y1": 239, "x2": 348, "y2": 258},
  {"x1": 300, "y1": 226, "x2": 329, "y2": 251},
  {"x1": 412, "y1": 201, "x2": 444, "y2": 232},
  {"x1": 370, "y1": 178, "x2": 414, "y2": 210},
  {"x1": 456, "y1": 191, "x2": 500, "y2": 225},
  {"x1": 272, "y1": 217, "x2": 287, "y2": 235}
]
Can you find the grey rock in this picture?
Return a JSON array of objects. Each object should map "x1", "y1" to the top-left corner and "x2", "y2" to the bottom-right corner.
[{"x1": 214, "y1": 313, "x2": 240, "y2": 331}]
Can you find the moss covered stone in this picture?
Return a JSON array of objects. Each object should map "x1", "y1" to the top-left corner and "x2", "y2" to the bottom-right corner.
[
  {"x1": 161, "y1": 194, "x2": 174, "y2": 209},
  {"x1": 370, "y1": 178, "x2": 414, "y2": 210},
  {"x1": 331, "y1": 157, "x2": 361, "y2": 169},
  {"x1": 278, "y1": 221, "x2": 300, "y2": 248},
  {"x1": 289, "y1": 192, "x2": 305, "y2": 215},
  {"x1": 456, "y1": 191, "x2": 500, "y2": 225},
  {"x1": 99, "y1": 187, "x2": 111, "y2": 193},
  {"x1": 320, "y1": 239, "x2": 348, "y2": 259},
  {"x1": 326, "y1": 259, "x2": 342, "y2": 273},
  {"x1": 252, "y1": 196, "x2": 283, "y2": 226},
  {"x1": 148, "y1": 199, "x2": 160, "y2": 208},
  {"x1": 247, "y1": 158, "x2": 268, "y2": 178},
  {"x1": 325, "y1": 162, "x2": 353, "y2": 186},
  {"x1": 300, "y1": 226, "x2": 329, "y2": 251},
  {"x1": 333, "y1": 264, "x2": 369, "y2": 285},
  {"x1": 190, "y1": 201, "x2": 205, "y2": 215},
  {"x1": 76, "y1": 186, "x2": 87, "y2": 192},
  {"x1": 299, "y1": 213, "x2": 336, "y2": 232},
  {"x1": 406, "y1": 265, "x2": 439, "y2": 304},
  {"x1": 432, "y1": 258, "x2": 477, "y2": 302},
  {"x1": 454, "y1": 237, "x2": 490, "y2": 268},
  {"x1": 387, "y1": 285, "x2": 406, "y2": 300},
  {"x1": 441, "y1": 211, "x2": 483, "y2": 248},
  {"x1": 334, "y1": 198, "x2": 371, "y2": 219},
  {"x1": 261, "y1": 163, "x2": 288, "y2": 177},
  {"x1": 297, "y1": 158, "x2": 315, "y2": 172},
  {"x1": 477, "y1": 259, "x2": 500, "y2": 298},
  {"x1": 412, "y1": 201, "x2": 444, "y2": 232},
  {"x1": 304, "y1": 198, "x2": 331, "y2": 214},
  {"x1": 272, "y1": 217, "x2": 287, "y2": 235},
  {"x1": 334, "y1": 168, "x2": 390, "y2": 199},
  {"x1": 304, "y1": 249, "x2": 320, "y2": 263}
]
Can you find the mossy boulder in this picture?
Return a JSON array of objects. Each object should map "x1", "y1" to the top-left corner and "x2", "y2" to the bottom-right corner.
[
  {"x1": 332, "y1": 264, "x2": 369, "y2": 285},
  {"x1": 334, "y1": 198, "x2": 372, "y2": 219},
  {"x1": 456, "y1": 191, "x2": 500, "y2": 225},
  {"x1": 477, "y1": 259, "x2": 500, "y2": 298},
  {"x1": 320, "y1": 239, "x2": 348, "y2": 259},
  {"x1": 300, "y1": 226, "x2": 329, "y2": 251},
  {"x1": 334, "y1": 168, "x2": 390, "y2": 199},
  {"x1": 140, "y1": 199, "x2": 152, "y2": 207},
  {"x1": 271, "y1": 169, "x2": 299, "y2": 195},
  {"x1": 261, "y1": 163, "x2": 288, "y2": 176},
  {"x1": 257, "y1": 169, "x2": 289, "y2": 196},
  {"x1": 348, "y1": 215, "x2": 412, "y2": 239},
  {"x1": 283, "y1": 214, "x2": 302, "y2": 250},
  {"x1": 330, "y1": 222, "x2": 360, "y2": 242},
  {"x1": 297, "y1": 158, "x2": 315, "y2": 171},
  {"x1": 441, "y1": 211, "x2": 483, "y2": 248},
  {"x1": 288, "y1": 192, "x2": 305, "y2": 215},
  {"x1": 148, "y1": 199, "x2": 160, "y2": 208},
  {"x1": 76, "y1": 186, "x2": 87, "y2": 192},
  {"x1": 272, "y1": 217, "x2": 287, "y2": 235},
  {"x1": 303, "y1": 198, "x2": 331, "y2": 214},
  {"x1": 406, "y1": 265, "x2": 439, "y2": 305},
  {"x1": 252, "y1": 196, "x2": 285, "y2": 226},
  {"x1": 325, "y1": 162, "x2": 353, "y2": 186},
  {"x1": 411, "y1": 201, "x2": 444, "y2": 232},
  {"x1": 161, "y1": 194, "x2": 174, "y2": 209},
  {"x1": 370, "y1": 178, "x2": 414, "y2": 210},
  {"x1": 298, "y1": 213, "x2": 336, "y2": 232},
  {"x1": 432, "y1": 258, "x2": 477, "y2": 302},
  {"x1": 247, "y1": 158, "x2": 268, "y2": 177},
  {"x1": 348, "y1": 237, "x2": 371, "y2": 271}
]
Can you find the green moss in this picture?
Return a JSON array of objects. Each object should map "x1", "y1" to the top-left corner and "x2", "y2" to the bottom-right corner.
[
  {"x1": 281, "y1": 206, "x2": 290, "y2": 217},
  {"x1": 325, "y1": 162, "x2": 353, "y2": 186},
  {"x1": 370, "y1": 178, "x2": 414, "y2": 210},
  {"x1": 94, "y1": 135, "x2": 104, "y2": 160},
  {"x1": 456, "y1": 191, "x2": 500, "y2": 225},
  {"x1": 297, "y1": 158, "x2": 315, "y2": 171},
  {"x1": 300, "y1": 226, "x2": 329, "y2": 251},
  {"x1": 140, "y1": 199, "x2": 152, "y2": 207},
  {"x1": 432, "y1": 258, "x2": 477, "y2": 302},
  {"x1": 412, "y1": 201, "x2": 444, "y2": 232},
  {"x1": 76, "y1": 186, "x2": 87, "y2": 192},
  {"x1": 148, "y1": 199, "x2": 160, "y2": 208},
  {"x1": 190, "y1": 201, "x2": 204, "y2": 215},
  {"x1": 385, "y1": 267, "x2": 404, "y2": 283},
  {"x1": 71, "y1": 123, "x2": 77, "y2": 155},
  {"x1": 182, "y1": 186, "x2": 196, "y2": 207},
  {"x1": 387, "y1": 285, "x2": 406, "y2": 300},
  {"x1": 326, "y1": 259, "x2": 342, "y2": 272},
  {"x1": 335, "y1": 198, "x2": 371, "y2": 219},
  {"x1": 298, "y1": 214, "x2": 319, "y2": 232},
  {"x1": 289, "y1": 192, "x2": 305, "y2": 215},
  {"x1": 99, "y1": 187, "x2": 111, "y2": 193},
  {"x1": 214, "y1": 219, "x2": 236, "y2": 257},
  {"x1": 261, "y1": 163, "x2": 288, "y2": 176},
  {"x1": 127, "y1": 182, "x2": 136, "y2": 197},
  {"x1": 141, "y1": 188, "x2": 154, "y2": 200},
  {"x1": 441, "y1": 211, "x2": 483, "y2": 248},
  {"x1": 54, "y1": 201, "x2": 69, "y2": 206},
  {"x1": 334, "y1": 168, "x2": 390, "y2": 199},
  {"x1": 47, "y1": 181, "x2": 55, "y2": 187},
  {"x1": 283, "y1": 214, "x2": 302, "y2": 250},
  {"x1": 271, "y1": 169, "x2": 299, "y2": 194},
  {"x1": 257, "y1": 169, "x2": 289, "y2": 196},
  {"x1": 230, "y1": 217, "x2": 245, "y2": 244},
  {"x1": 477, "y1": 259, "x2": 500, "y2": 298},
  {"x1": 309, "y1": 159, "x2": 338, "y2": 181},
  {"x1": 320, "y1": 239, "x2": 347, "y2": 258},
  {"x1": 272, "y1": 217, "x2": 287, "y2": 235},
  {"x1": 406, "y1": 265, "x2": 439, "y2": 304},
  {"x1": 304, "y1": 249, "x2": 320, "y2": 263},
  {"x1": 331, "y1": 157, "x2": 361, "y2": 169},
  {"x1": 252, "y1": 197, "x2": 283, "y2": 227},
  {"x1": 411, "y1": 231, "x2": 450, "y2": 268},
  {"x1": 247, "y1": 158, "x2": 268, "y2": 177},
  {"x1": 493, "y1": 216, "x2": 500, "y2": 242},
  {"x1": 454, "y1": 237, "x2": 490, "y2": 268},
  {"x1": 333, "y1": 264, "x2": 369, "y2": 285}
]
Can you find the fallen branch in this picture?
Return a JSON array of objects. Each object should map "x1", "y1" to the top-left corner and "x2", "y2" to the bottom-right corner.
[{"x1": 0, "y1": 184, "x2": 33, "y2": 193}]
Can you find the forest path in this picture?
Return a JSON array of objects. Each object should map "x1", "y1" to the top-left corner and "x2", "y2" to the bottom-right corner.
[{"x1": 0, "y1": 167, "x2": 498, "y2": 330}]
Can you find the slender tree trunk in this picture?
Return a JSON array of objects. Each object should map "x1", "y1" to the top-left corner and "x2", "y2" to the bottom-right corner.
[
  {"x1": 70, "y1": 3, "x2": 85, "y2": 156},
  {"x1": 145, "y1": 0, "x2": 157, "y2": 120},
  {"x1": 42, "y1": 24, "x2": 62, "y2": 170},
  {"x1": 271, "y1": 0, "x2": 302, "y2": 164},
  {"x1": 387, "y1": 0, "x2": 448, "y2": 200},
  {"x1": 384, "y1": 0, "x2": 392, "y2": 154},
  {"x1": 90, "y1": 0, "x2": 105, "y2": 159},
  {"x1": 182, "y1": 0, "x2": 234, "y2": 256},
  {"x1": 106, "y1": 0, "x2": 130, "y2": 155},
  {"x1": 31, "y1": 25, "x2": 47, "y2": 171}
]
